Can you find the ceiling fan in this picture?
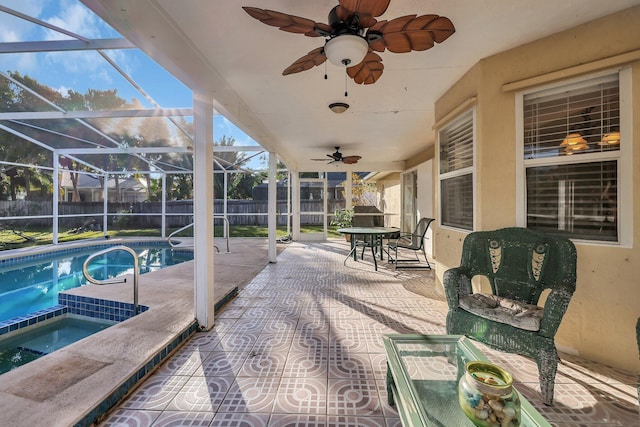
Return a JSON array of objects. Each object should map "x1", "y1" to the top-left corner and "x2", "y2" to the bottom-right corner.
[
  {"x1": 243, "y1": 1, "x2": 455, "y2": 85},
  {"x1": 312, "y1": 147, "x2": 361, "y2": 164}
]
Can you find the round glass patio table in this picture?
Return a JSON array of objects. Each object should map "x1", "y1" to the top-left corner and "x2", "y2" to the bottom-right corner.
[{"x1": 337, "y1": 227, "x2": 400, "y2": 271}]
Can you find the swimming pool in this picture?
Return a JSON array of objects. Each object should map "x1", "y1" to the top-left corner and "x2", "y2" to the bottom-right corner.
[
  {"x1": 0, "y1": 314, "x2": 116, "y2": 374},
  {"x1": 0, "y1": 242, "x2": 193, "y2": 324}
]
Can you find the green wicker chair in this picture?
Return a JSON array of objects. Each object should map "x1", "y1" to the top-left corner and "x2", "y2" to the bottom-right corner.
[
  {"x1": 636, "y1": 317, "x2": 639, "y2": 405},
  {"x1": 444, "y1": 227, "x2": 577, "y2": 406}
]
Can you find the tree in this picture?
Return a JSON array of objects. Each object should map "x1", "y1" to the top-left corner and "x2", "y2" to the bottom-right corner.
[
  {"x1": 346, "y1": 172, "x2": 377, "y2": 206},
  {"x1": 214, "y1": 135, "x2": 262, "y2": 200}
]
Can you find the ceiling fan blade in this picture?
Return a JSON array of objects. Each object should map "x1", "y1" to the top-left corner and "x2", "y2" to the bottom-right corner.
[
  {"x1": 283, "y1": 47, "x2": 327, "y2": 75},
  {"x1": 336, "y1": 0, "x2": 390, "y2": 27},
  {"x1": 342, "y1": 155, "x2": 361, "y2": 164},
  {"x1": 347, "y1": 52, "x2": 384, "y2": 85},
  {"x1": 242, "y1": 7, "x2": 331, "y2": 37},
  {"x1": 368, "y1": 14, "x2": 455, "y2": 53}
]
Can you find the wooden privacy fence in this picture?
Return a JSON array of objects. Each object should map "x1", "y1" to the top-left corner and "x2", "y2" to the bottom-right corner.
[{"x1": 0, "y1": 200, "x2": 346, "y2": 228}]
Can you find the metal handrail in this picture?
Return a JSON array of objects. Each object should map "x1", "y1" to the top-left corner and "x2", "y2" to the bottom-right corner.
[
  {"x1": 167, "y1": 216, "x2": 230, "y2": 253},
  {"x1": 82, "y1": 245, "x2": 139, "y2": 315},
  {"x1": 167, "y1": 223, "x2": 194, "y2": 248}
]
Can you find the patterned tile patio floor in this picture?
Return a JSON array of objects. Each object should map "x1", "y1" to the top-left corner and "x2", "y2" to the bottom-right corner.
[{"x1": 99, "y1": 240, "x2": 639, "y2": 427}]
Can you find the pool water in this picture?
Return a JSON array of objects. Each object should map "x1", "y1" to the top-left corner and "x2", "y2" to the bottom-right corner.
[
  {"x1": 0, "y1": 244, "x2": 193, "y2": 323},
  {"x1": 0, "y1": 315, "x2": 115, "y2": 374}
]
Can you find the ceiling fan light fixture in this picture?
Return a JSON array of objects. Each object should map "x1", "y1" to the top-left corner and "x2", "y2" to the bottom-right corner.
[
  {"x1": 329, "y1": 102, "x2": 349, "y2": 113},
  {"x1": 598, "y1": 131, "x2": 621, "y2": 146},
  {"x1": 560, "y1": 132, "x2": 586, "y2": 147},
  {"x1": 324, "y1": 34, "x2": 368, "y2": 67}
]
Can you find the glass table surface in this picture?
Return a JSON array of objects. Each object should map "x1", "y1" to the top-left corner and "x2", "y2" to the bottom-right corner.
[{"x1": 383, "y1": 334, "x2": 551, "y2": 427}]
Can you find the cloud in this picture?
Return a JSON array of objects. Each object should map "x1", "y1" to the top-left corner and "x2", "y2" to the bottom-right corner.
[
  {"x1": 0, "y1": 0, "x2": 45, "y2": 43},
  {"x1": 56, "y1": 85, "x2": 70, "y2": 96},
  {"x1": 44, "y1": 1, "x2": 104, "y2": 40}
]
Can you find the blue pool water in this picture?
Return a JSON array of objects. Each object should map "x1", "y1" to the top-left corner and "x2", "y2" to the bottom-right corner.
[
  {"x1": 0, "y1": 243, "x2": 193, "y2": 323},
  {"x1": 0, "y1": 315, "x2": 115, "y2": 374}
]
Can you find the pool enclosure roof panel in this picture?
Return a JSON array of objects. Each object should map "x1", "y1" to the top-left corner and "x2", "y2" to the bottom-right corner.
[{"x1": 2, "y1": 1, "x2": 640, "y2": 174}]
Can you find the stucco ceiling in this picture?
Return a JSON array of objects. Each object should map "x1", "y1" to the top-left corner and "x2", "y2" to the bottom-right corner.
[{"x1": 80, "y1": 0, "x2": 640, "y2": 172}]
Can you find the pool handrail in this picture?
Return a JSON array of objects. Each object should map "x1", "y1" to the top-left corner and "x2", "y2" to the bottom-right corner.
[
  {"x1": 167, "y1": 215, "x2": 230, "y2": 253},
  {"x1": 82, "y1": 245, "x2": 139, "y2": 315}
]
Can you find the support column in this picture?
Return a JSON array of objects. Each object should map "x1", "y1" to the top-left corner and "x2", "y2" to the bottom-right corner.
[
  {"x1": 161, "y1": 173, "x2": 167, "y2": 238},
  {"x1": 102, "y1": 173, "x2": 108, "y2": 236},
  {"x1": 193, "y1": 92, "x2": 215, "y2": 330},
  {"x1": 292, "y1": 171, "x2": 300, "y2": 241},
  {"x1": 345, "y1": 172, "x2": 353, "y2": 209},
  {"x1": 268, "y1": 152, "x2": 277, "y2": 263},
  {"x1": 52, "y1": 152, "x2": 59, "y2": 244}
]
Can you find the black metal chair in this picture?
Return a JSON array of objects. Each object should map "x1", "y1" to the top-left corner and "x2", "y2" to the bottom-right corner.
[{"x1": 387, "y1": 217, "x2": 434, "y2": 269}]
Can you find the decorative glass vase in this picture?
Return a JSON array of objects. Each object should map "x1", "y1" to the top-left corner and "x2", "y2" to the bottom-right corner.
[{"x1": 458, "y1": 361, "x2": 521, "y2": 427}]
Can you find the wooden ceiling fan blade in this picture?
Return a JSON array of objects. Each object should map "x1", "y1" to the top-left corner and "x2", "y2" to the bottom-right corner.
[
  {"x1": 282, "y1": 47, "x2": 327, "y2": 75},
  {"x1": 342, "y1": 155, "x2": 361, "y2": 164},
  {"x1": 370, "y1": 14, "x2": 455, "y2": 53},
  {"x1": 347, "y1": 52, "x2": 384, "y2": 85},
  {"x1": 338, "y1": 0, "x2": 391, "y2": 19},
  {"x1": 242, "y1": 7, "x2": 330, "y2": 37}
]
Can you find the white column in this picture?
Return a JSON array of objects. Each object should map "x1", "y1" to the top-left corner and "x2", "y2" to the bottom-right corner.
[
  {"x1": 345, "y1": 172, "x2": 353, "y2": 209},
  {"x1": 161, "y1": 173, "x2": 167, "y2": 238},
  {"x1": 52, "y1": 152, "x2": 59, "y2": 244},
  {"x1": 292, "y1": 171, "x2": 300, "y2": 240},
  {"x1": 268, "y1": 152, "x2": 277, "y2": 263},
  {"x1": 102, "y1": 173, "x2": 108, "y2": 236},
  {"x1": 193, "y1": 92, "x2": 215, "y2": 330},
  {"x1": 223, "y1": 171, "x2": 228, "y2": 238}
]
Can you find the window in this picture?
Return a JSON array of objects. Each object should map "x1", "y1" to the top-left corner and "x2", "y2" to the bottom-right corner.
[
  {"x1": 521, "y1": 73, "x2": 622, "y2": 242},
  {"x1": 439, "y1": 109, "x2": 474, "y2": 230},
  {"x1": 401, "y1": 170, "x2": 416, "y2": 233}
]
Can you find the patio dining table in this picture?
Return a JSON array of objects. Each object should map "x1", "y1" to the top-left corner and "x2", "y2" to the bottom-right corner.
[{"x1": 337, "y1": 226, "x2": 400, "y2": 271}]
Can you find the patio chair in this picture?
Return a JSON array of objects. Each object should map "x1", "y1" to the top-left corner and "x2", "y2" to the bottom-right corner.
[
  {"x1": 443, "y1": 227, "x2": 577, "y2": 406},
  {"x1": 387, "y1": 217, "x2": 434, "y2": 269}
]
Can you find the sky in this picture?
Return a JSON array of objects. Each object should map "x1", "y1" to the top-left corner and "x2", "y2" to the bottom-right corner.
[{"x1": 0, "y1": 0, "x2": 266, "y2": 169}]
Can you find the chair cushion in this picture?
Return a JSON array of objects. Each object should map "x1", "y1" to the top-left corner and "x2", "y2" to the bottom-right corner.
[{"x1": 459, "y1": 293, "x2": 543, "y2": 331}]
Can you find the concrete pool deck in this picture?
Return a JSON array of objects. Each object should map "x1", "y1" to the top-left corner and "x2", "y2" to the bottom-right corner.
[{"x1": 0, "y1": 237, "x2": 281, "y2": 427}]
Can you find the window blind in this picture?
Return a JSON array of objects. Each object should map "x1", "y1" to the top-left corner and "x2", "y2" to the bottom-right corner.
[
  {"x1": 440, "y1": 111, "x2": 473, "y2": 174},
  {"x1": 441, "y1": 174, "x2": 473, "y2": 230},
  {"x1": 526, "y1": 160, "x2": 617, "y2": 241},
  {"x1": 523, "y1": 75, "x2": 619, "y2": 159},
  {"x1": 439, "y1": 109, "x2": 474, "y2": 231}
]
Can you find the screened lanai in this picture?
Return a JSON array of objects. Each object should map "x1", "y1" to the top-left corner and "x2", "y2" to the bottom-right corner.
[
  {"x1": 0, "y1": 3, "x2": 286, "y2": 248},
  {"x1": 0, "y1": 2, "x2": 385, "y2": 330}
]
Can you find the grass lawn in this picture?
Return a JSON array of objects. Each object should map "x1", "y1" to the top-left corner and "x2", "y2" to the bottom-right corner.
[{"x1": 0, "y1": 225, "x2": 342, "y2": 251}]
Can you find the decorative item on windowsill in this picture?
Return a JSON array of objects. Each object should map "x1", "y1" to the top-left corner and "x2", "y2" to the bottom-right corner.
[{"x1": 458, "y1": 361, "x2": 521, "y2": 427}]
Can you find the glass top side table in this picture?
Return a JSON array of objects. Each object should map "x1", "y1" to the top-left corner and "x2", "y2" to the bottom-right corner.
[{"x1": 383, "y1": 334, "x2": 551, "y2": 427}]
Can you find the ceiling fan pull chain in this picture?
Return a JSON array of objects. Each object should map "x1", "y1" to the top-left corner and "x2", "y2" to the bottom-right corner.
[
  {"x1": 324, "y1": 60, "x2": 328, "y2": 80},
  {"x1": 344, "y1": 72, "x2": 348, "y2": 97}
]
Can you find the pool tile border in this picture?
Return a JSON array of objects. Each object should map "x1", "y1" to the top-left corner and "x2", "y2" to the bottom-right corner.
[
  {"x1": 58, "y1": 293, "x2": 149, "y2": 322},
  {"x1": 74, "y1": 320, "x2": 199, "y2": 427},
  {"x1": 0, "y1": 305, "x2": 68, "y2": 336},
  {"x1": 0, "y1": 295, "x2": 149, "y2": 338},
  {"x1": 0, "y1": 240, "x2": 192, "y2": 268}
]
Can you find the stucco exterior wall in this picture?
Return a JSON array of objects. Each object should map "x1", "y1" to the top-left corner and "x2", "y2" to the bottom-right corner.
[
  {"x1": 433, "y1": 6, "x2": 640, "y2": 373},
  {"x1": 375, "y1": 173, "x2": 401, "y2": 228}
]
